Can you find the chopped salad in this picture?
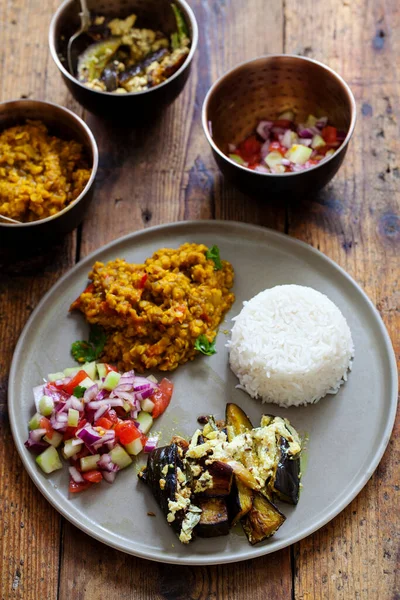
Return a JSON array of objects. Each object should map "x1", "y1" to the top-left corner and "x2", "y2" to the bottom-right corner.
[
  {"x1": 25, "y1": 361, "x2": 172, "y2": 493},
  {"x1": 228, "y1": 111, "x2": 346, "y2": 174}
]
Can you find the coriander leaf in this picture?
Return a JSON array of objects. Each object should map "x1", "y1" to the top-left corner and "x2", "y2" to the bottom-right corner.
[
  {"x1": 71, "y1": 325, "x2": 107, "y2": 364},
  {"x1": 205, "y1": 245, "x2": 223, "y2": 270},
  {"x1": 195, "y1": 334, "x2": 217, "y2": 356},
  {"x1": 73, "y1": 385, "x2": 86, "y2": 398},
  {"x1": 71, "y1": 340, "x2": 96, "y2": 363},
  {"x1": 89, "y1": 324, "x2": 107, "y2": 357}
]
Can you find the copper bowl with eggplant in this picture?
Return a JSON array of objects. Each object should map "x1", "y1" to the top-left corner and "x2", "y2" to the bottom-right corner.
[{"x1": 49, "y1": 0, "x2": 198, "y2": 120}]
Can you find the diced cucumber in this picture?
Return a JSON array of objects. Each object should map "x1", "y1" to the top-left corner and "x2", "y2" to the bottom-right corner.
[
  {"x1": 63, "y1": 366, "x2": 81, "y2": 377},
  {"x1": 110, "y1": 445, "x2": 133, "y2": 469},
  {"x1": 285, "y1": 144, "x2": 312, "y2": 165},
  {"x1": 123, "y1": 400, "x2": 131, "y2": 413},
  {"x1": 36, "y1": 446, "x2": 62, "y2": 474},
  {"x1": 80, "y1": 454, "x2": 101, "y2": 472},
  {"x1": 39, "y1": 395, "x2": 54, "y2": 417},
  {"x1": 229, "y1": 153, "x2": 247, "y2": 166},
  {"x1": 136, "y1": 411, "x2": 153, "y2": 434},
  {"x1": 282, "y1": 129, "x2": 297, "y2": 149},
  {"x1": 62, "y1": 439, "x2": 83, "y2": 459},
  {"x1": 124, "y1": 438, "x2": 144, "y2": 456},
  {"x1": 265, "y1": 151, "x2": 283, "y2": 169},
  {"x1": 325, "y1": 149, "x2": 335, "y2": 158},
  {"x1": 68, "y1": 408, "x2": 80, "y2": 427},
  {"x1": 278, "y1": 110, "x2": 295, "y2": 121},
  {"x1": 311, "y1": 134, "x2": 326, "y2": 149},
  {"x1": 47, "y1": 371, "x2": 65, "y2": 382},
  {"x1": 82, "y1": 361, "x2": 97, "y2": 380},
  {"x1": 306, "y1": 114, "x2": 318, "y2": 127},
  {"x1": 43, "y1": 431, "x2": 63, "y2": 448},
  {"x1": 103, "y1": 371, "x2": 121, "y2": 391},
  {"x1": 29, "y1": 412, "x2": 42, "y2": 430},
  {"x1": 141, "y1": 398, "x2": 155, "y2": 413},
  {"x1": 78, "y1": 377, "x2": 95, "y2": 390},
  {"x1": 96, "y1": 363, "x2": 108, "y2": 380}
]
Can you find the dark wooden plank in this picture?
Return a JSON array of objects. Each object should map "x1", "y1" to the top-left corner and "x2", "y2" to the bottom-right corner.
[
  {"x1": 0, "y1": 1, "x2": 82, "y2": 598},
  {"x1": 284, "y1": 0, "x2": 400, "y2": 598},
  {"x1": 59, "y1": 1, "x2": 291, "y2": 599}
]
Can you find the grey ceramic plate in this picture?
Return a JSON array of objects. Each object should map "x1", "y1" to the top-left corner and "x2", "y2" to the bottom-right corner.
[{"x1": 9, "y1": 221, "x2": 397, "y2": 565}]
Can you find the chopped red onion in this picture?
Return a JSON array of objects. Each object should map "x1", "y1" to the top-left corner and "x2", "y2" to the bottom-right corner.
[
  {"x1": 261, "y1": 140, "x2": 270, "y2": 160},
  {"x1": 102, "y1": 471, "x2": 117, "y2": 484},
  {"x1": 97, "y1": 453, "x2": 119, "y2": 472},
  {"x1": 94, "y1": 404, "x2": 110, "y2": 422},
  {"x1": 271, "y1": 126, "x2": 286, "y2": 137},
  {"x1": 92, "y1": 430, "x2": 116, "y2": 451},
  {"x1": 298, "y1": 138, "x2": 312, "y2": 146},
  {"x1": 254, "y1": 165, "x2": 269, "y2": 173},
  {"x1": 29, "y1": 428, "x2": 47, "y2": 442},
  {"x1": 25, "y1": 437, "x2": 49, "y2": 454},
  {"x1": 316, "y1": 116, "x2": 328, "y2": 129},
  {"x1": 77, "y1": 424, "x2": 102, "y2": 447},
  {"x1": 84, "y1": 383, "x2": 99, "y2": 403},
  {"x1": 297, "y1": 127, "x2": 316, "y2": 138},
  {"x1": 55, "y1": 401, "x2": 67, "y2": 413},
  {"x1": 144, "y1": 436, "x2": 159, "y2": 453},
  {"x1": 256, "y1": 120, "x2": 273, "y2": 140},
  {"x1": 228, "y1": 143, "x2": 236, "y2": 153},
  {"x1": 69, "y1": 466, "x2": 84, "y2": 483},
  {"x1": 281, "y1": 158, "x2": 291, "y2": 166}
]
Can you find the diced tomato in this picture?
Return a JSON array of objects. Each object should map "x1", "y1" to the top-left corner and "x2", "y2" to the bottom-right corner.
[
  {"x1": 63, "y1": 426, "x2": 78, "y2": 441},
  {"x1": 83, "y1": 283, "x2": 95, "y2": 294},
  {"x1": 140, "y1": 433, "x2": 148, "y2": 447},
  {"x1": 82, "y1": 470, "x2": 103, "y2": 483},
  {"x1": 114, "y1": 406, "x2": 127, "y2": 418},
  {"x1": 77, "y1": 418, "x2": 87, "y2": 429},
  {"x1": 268, "y1": 141, "x2": 287, "y2": 156},
  {"x1": 104, "y1": 409, "x2": 118, "y2": 424},
  {"x1": 39, "y1": 417, "x2": 54, "y2": 439},
  {"x1": 103, "y1": 363, "x2": 118, "y2": 375},
  {"x1": 75, "y1": 447, "x2": 90, "y2": 460},
  {"x1": 115, "y1": 420, "x2": 141, "y2": 445},
  {"x1": 69, "y1": 479, "x2": 92, "y2": 493},
  {"x1": 237, "y1": 135, "x2": 262, "y2": 163},
  {"x1": 273, "y1": 119, "x2": 293, "y2": 128},
  {"x1": 63, "y1": 370, "x2": 88, "y2": 395},
  {"x1": 321, "y1": 126, "x2": 337, "y2": 144},
  {"x1": 95, "y1": 417, "x2": 113, "y2": 430},
  {"x1": 151, "y1": 378, "x2": 174, "y2": 419},
  {"x1": 139, "y1": 274, "x2": 148, "y2": 289}
]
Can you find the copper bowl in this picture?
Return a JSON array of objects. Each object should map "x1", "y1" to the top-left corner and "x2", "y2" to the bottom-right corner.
[
  {"x1": 0, "y1": 99, "x2": 98, "y2": 245},
  {"x1": 202, "y1": 55, "x2": 356, "y2": 197},
  {"x1": 49, "y1": 0, "x2": 198, "y2": 120}
]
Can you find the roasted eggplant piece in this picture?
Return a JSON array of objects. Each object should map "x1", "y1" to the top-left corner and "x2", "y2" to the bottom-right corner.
[
  {"x1": 119, "y1": 48, "x2": 169, "y2": 84},
  {"x1": 227, "y1": 479, "x2": 254, "y2": 526},
  {"x1": 271, "y1": 436, "x2": 301, "y2": 505},
  {"x1": 242, "y1": 492, "x2": 286, "y2": 545},
  {"x1": 139, "y1": 443, "x2": 184, "y2": 532},
  {"x1": 77, "y1": 37, "x2": 121, "y2": 81},
  {"x1": 226, "y1": 403, "x2": 253, "y2": 440},
  {"x1": 196, "y1": 498, "x2": 230, "y2": 538},
  {"x1": 225, "y1": 403, "x2": 254, "y2": 524},
  {"x1": 198, "y1": 461, "x2": 233, "y2": 497},
  {"x1": 101, "y1": 62, "x2": 119, "y2": 91}
]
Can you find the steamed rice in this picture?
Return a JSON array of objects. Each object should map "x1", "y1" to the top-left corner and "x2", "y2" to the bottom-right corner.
[{"x1": 228, "y1": 285, "x2": 354, "y2": 407}]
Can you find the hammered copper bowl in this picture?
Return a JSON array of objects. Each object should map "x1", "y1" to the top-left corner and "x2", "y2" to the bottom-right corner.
[
  {"x1": 202, "y1": 55, "x2": 356, "y2": 197},
  {"x1": 0, "y1": 99, "x2": 98, "y2": 246},
  {"x1": 49, "y1": 0, "x2": 198, "y2": 120}
]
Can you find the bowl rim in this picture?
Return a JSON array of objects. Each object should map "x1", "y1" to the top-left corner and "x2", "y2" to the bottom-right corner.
[
  {"x1": 202, "y1": 53, "x2": 357, "y2": 178},
  {"x1": 0, "y1": 98, "x2": 99, "y2": 229},
  {"x1": 48, "y1": 0, "x2": 199, "y2": 98}
]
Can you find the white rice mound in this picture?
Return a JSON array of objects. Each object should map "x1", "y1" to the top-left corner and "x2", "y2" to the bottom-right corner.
[{"x1": 228, "y1": 285, "x2": 354, "y2": 407}]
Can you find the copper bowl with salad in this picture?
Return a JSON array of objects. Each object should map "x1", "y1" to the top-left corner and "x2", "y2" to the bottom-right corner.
[
  {"x1": 202, "y1": 55, "x2": 356, "y2": 197},
  {"x1": 49, "y1": 0, "x2": 198, "y2": 120}
]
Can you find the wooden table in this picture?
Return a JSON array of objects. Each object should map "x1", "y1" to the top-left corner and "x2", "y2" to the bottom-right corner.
[{"x1": 1, "y1": 0, "x2": 399, "y2": 598}]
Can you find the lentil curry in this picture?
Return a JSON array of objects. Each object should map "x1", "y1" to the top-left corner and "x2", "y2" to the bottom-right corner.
[
  {"x1": 0, "y1": 120, "x2": 91, "y2": 222},
  {"x1": 70, "y1": 243, "x2": 235, "y2": 372}
]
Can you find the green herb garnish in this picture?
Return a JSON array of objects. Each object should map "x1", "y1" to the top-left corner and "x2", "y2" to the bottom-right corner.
[
  {"x1": 71, "y1": 324, "x2": 107, "y2": 363},
  {"x1": 73, "y1": 385, "x2": 86, "y2": 399},
  {"x1": 195, "y1": 335, "x2": 217, "y2": 356},
  {"x1": 205, "y1": 245, "x2": 223, "y2": 270},
  {"x1": 171, "y1": 3, "x2": 189, "y2": 46}
]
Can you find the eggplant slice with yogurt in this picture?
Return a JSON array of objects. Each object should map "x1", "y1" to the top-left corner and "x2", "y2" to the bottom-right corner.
[{"x1": 139, "y1": 403, "x2": 302, "y2": 545}]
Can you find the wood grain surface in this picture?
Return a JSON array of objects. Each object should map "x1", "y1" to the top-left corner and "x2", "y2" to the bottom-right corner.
[{"x1": 0, "y1": 0, "x2": 398, "y2": 599}]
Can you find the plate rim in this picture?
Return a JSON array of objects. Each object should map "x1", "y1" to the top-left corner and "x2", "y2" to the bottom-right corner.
[{"x1": 8, "y1": 220, "x2": 398, "y2": 565}]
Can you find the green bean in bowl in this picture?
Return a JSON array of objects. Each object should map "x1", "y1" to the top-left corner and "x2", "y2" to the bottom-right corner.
[{"x1": 77, "y1": 5, "x2": 191, "y2": 94}]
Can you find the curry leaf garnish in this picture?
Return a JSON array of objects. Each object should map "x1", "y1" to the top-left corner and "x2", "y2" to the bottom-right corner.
[
  {"x1": 195, "y1": 335, "x2": 217, "y2": 356},
  {"x1": 71, "y1": 324, "x2": 107, "y2": 363},
  {"x1": 73, "y1": 385, "x2": 86, "y2": 399},
  {"x1": 205, "y1": 245, "x2": 223, "y2": 270}
]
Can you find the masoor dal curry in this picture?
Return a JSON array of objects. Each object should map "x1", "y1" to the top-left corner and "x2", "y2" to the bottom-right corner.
[
  {"x1": 0, "y1": 120, "x2": 91, "y2": 222},
  {"x1": 70, "y1": 243, "x2": 235, "y2": 372}
]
